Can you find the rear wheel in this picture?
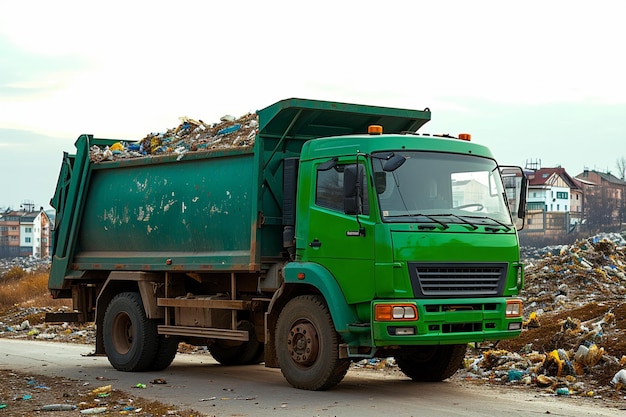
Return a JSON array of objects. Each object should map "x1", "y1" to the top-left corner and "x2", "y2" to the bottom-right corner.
[
  {"x1": 149, "y1": 335, "x2": 179, "y2": 371},
  {"x1": 276, "y1": 295, "x2": 350, "y2": 391},
  {"x1": 396, "y1": 344, "x2": 467, "y2": 381},
  {"x1": 103, "y1": 292, "x2": 158, "y2": 372},
  {"x1": 208, "y1": 320, "x2": 261, "y2": 365}
]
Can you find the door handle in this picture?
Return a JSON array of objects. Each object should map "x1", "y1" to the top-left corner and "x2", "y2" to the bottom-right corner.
[{"x1": 309, "y1": 239, "x2": 322, "y2": 248}]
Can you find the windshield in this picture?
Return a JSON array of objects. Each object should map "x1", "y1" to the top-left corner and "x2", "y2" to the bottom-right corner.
[{"x1": 372, "y1": 151, "x2": 513, "y2": 226}]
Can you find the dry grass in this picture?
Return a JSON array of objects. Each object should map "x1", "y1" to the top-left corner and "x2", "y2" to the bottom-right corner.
[{"x1": 0, "y1": 267, "x2": 69, "y2": 311}]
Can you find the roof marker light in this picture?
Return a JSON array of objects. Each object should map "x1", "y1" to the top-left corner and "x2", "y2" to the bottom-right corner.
[
  {"x1": 368, "y1": 125, "x2": 383, "y2": 135},
  {"x1": 458, "y1": 133, "x2": 471, "y2": 141}
]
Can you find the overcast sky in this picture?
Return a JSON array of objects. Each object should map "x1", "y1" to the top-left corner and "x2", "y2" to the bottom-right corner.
[{"x1": 1, "y1": 0, "x2": 625, "y2": 211}]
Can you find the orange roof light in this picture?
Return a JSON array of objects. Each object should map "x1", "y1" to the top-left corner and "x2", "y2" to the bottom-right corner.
[
  {"x1": 368, "y1": 125, "x2": 383, "y2": 135},
  {"x1": 458, "y1": 133, "x2": 471, "y2": 141}
]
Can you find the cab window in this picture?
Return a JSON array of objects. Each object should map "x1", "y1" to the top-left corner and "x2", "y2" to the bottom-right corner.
[{"x1": 316, "y1": 164, "x2": 369, "y2": 215}]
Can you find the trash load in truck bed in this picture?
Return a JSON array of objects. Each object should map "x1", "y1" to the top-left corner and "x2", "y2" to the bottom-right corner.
[{"x1": 90, "y1": 112, "x2": 259, "y2": 163}]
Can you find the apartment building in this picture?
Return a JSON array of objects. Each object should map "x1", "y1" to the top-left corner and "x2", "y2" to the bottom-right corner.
[
  {"x1": 0, "y1": 208, "x2": 51, "y2": 258},
  {"x1": 576, "y1": 169, "x2": 626, "y2": 228}
]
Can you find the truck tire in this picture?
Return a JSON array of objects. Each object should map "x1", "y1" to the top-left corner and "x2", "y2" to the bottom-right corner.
[
  {"x1": 275, "y1": 295, "x2": 350, "y2": 391},
  {"x1": 208, "y1": 320, "x2": 261, "y2": 365},
  {"x1": 395, "y1": 344, "x2": 467, "y2": 381},
  {"x1": 103, "y1": 292, "x2": 159, "y2": 372},
  {"x1": 149, "y1": 335, "x2": 179, "y2": 371}
]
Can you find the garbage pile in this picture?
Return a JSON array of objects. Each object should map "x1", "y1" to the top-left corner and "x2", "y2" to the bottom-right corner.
[
  {"x1": 90, "y1": 113, "x2": 259, "y2": 163},
  {"x1": 460, "y1": 233, "x2": 626, "y2": 400},
  {"x1": 0, "y1": 256, "x2": 50, "y2": 276},
  {"x1": 0, "y1": 305, "x2": 95, "y2": 344},
  {"x1": 522, "y1": 233, "x2": 626, "y2": 312}
]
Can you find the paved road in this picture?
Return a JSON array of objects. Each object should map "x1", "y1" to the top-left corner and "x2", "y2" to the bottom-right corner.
[{"x1": 1, "y1": 339, "x2": 623, "y2": 416}]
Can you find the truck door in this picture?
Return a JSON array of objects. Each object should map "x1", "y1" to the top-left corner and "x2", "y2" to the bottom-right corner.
[{"x1": 303, "y1": 162, "x2": 375, "y2": 304}]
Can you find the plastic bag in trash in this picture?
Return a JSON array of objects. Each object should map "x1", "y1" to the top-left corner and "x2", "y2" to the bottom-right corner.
[{"x1": 611, "y1": 369, "x2": 626, "y2": 390}]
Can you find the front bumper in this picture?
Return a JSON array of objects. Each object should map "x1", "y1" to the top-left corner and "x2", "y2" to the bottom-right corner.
[{"x1": 371, "y1": 297, "x2": 523, "y2": 346}]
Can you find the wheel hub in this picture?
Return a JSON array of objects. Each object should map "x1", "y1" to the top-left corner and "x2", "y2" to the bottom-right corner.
[{"x1": 287, "y1": 321, "x2": 319, "y2": 365}]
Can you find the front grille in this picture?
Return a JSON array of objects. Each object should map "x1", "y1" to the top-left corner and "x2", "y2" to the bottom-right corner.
[{"x1": 408, "y1": 262, "x2": 507, "y2": 297}]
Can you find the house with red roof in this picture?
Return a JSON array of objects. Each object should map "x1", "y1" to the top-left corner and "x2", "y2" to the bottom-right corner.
[{"x1": 525, "y1": 167, "x2": 583, "y2": 233}]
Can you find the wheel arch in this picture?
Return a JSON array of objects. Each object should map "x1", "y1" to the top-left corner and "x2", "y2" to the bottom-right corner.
[{"x1": 264, "y1": 262, "x2": 358, "y2": 368}]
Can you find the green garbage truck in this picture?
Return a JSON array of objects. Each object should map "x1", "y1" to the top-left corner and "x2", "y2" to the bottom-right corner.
[{"x1": 48, "y1": 98, "x2": 528, "y2": 390}]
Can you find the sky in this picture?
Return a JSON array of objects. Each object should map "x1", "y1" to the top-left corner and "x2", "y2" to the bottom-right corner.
[{"x1": 1, "y1": 0, "x2": 625, "y2": 211}]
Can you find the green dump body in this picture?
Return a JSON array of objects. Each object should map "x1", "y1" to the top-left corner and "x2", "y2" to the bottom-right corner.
[{"x1": 49, "y1": 98, "x2": 431, "y2": 290}]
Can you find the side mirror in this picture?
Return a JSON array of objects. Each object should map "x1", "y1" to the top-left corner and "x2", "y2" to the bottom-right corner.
[
  {"x1": 344, "y1": 164, "x2": 364, "y2": 215},
  {"x1": 499, "y1": 166, "x2": 528, "y2": 231},
  {"x1": 518, "y1": 175, "x2": 528, "y2": 219},
  {"x1": 383, "y1": 154, "x2": 406, "y2": 172}
]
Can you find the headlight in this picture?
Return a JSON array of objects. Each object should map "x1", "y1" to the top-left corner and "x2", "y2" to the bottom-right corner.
[{"x1": 506, "y1": 300, "x2": 523, "y2": 317}]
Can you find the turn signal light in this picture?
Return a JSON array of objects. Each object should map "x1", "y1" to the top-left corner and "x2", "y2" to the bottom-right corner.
[{"x1": 375, "y1": 304, "x2": 418, "y2": 321}]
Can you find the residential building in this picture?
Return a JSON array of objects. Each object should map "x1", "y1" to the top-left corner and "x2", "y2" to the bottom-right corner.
[
  {"x1": 0, "y1": 211, "x2": 21, "y2": 258},
  {"x1": 0, "y1": 208, "x2": 51, "y2": 259},
  {"x1": 575, "y1": 170, "x2": 626, "y2": 228},
  {"x1": 524, "y1": 167, "x2": 582, "y2": 233}
]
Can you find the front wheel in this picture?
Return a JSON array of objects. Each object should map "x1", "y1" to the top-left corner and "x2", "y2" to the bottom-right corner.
[
  {"x1": 276, "y1": 295, "x2": 350, "y2": 391},
  {"x1": 103, "y1": 292, "x2": 159, "y2": 372},
  {"x1": 396, "y1": 344, "x2": 467, "y2": 381}
]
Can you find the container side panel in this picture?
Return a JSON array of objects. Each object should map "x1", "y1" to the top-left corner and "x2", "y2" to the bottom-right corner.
[{"x1": 75, "y1": 153, "x2": 260, "y2": 270}]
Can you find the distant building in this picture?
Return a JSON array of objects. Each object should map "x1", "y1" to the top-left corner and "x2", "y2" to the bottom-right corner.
[
  {"x1": 0, "y1": 208, "x2": 51, "y2": 259},
  {"x1": 576, "y1": 169, "x2": 626, "y2": 228},
  {"x1": 525, "y1": 167, "x2": 583, "y2": 233}
]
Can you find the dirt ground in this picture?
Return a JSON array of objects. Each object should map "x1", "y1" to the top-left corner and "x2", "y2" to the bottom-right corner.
[
  {"x1": 0, "y1": 368, "x2": 204, "y2": 416},
  {"x1": 1, "y1": 234, "x2": 625, "y2": 413}
]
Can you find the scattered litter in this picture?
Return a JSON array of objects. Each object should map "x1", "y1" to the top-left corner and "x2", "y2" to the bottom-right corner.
[
  {"x1": 151, "y1": 378, "x2": 167, "y2": 384},
  {"x1": 507, "y1": 369, "x2": 524, "y2": 381},
  {"x1": 134, "y1": 383, "x2": 146, "y2": 389},
  {"x1": 41, "y1": 403, "x2": 78, "y2": 411},
  {"x1": 536, "y1": 375, "x2": 554, "y2": 387},
  {"x1": 91, "y1": 385, "x2": 111, "y2": 395},
  {"x1": 612, "y1": 369, "x2": 626, "y2": 391},
  {"x1": 522, "y1": 311, "x2": 540, "y2": 328},
  {"x1": 80, "y1": 406, "x2": 108, "y2": 414}
]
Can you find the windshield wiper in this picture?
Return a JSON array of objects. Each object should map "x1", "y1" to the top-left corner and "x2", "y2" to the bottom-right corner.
[
  {"x1": 390, "y1": 213, "x2": 449, "y2": 230},
  {"x1": 430, "y1": 214, "x2": 478, "y2": 230},
  {"x1": 464, "y1": 215, "x2": 512, "y2": 231}
]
